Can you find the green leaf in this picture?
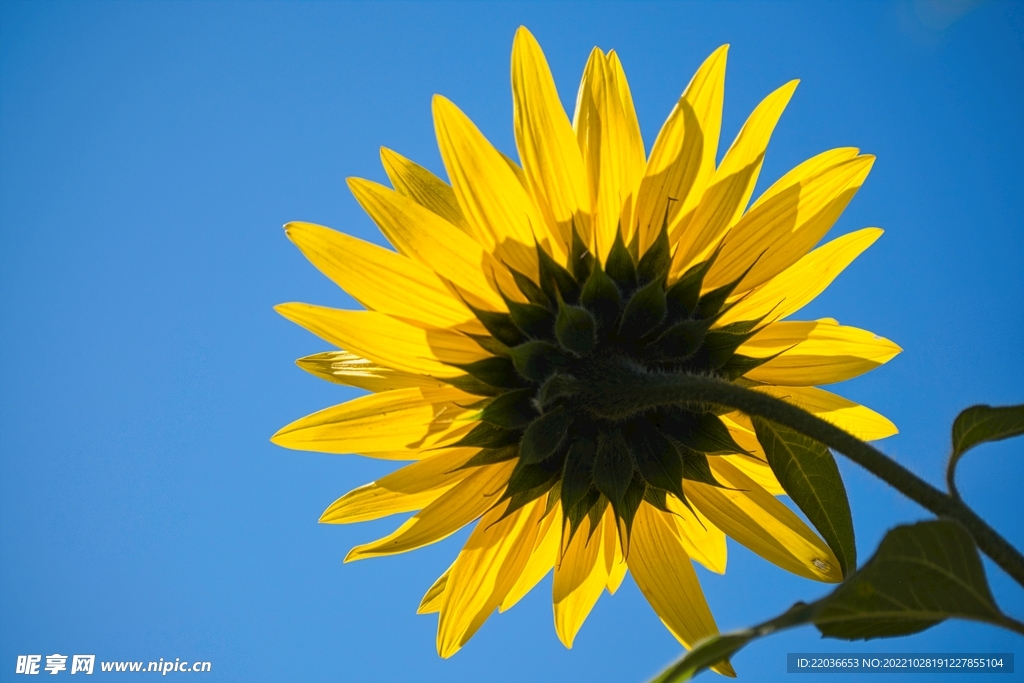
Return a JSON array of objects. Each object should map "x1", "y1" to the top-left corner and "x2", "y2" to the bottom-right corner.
[
  {"x1": 814, "y1": 520, "x2": 1005, "y2": 639},
  {"x1": 947, "y1": 404, "x2": 1024, "y2": 498},
  {"x1": 752, "y1": 417, "x2": 856, "y2": 578},
  {"x1": 649, "y1": 520, "x2": 1020, "y2": 683},
  {"x1": 650, "y1": 604, "x2": 815, "y2": 683}
]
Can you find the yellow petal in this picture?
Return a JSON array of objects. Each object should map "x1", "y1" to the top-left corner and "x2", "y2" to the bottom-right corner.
[
  {"x1": 720, "y1": 412, "x2": 765, "y2": 455},
  {"x1": 500, "y1": 501, "x2": 562, "y2": 612},
  {"x1": 740, "y1": 320, "x2": 902, "y2": 385},
  {"x1": 271, "y1": 386, "x2": 477, "y2": 454},
  {"x1": 749, "y1": 147, "x2": 860, "y2": 212},
  {"x1": 274, "y1": 304, "x2": 489, "y2": 378},
  {"x1": 355, "y1": 435, "x2": 484, "y2": 462},
  {"x1": 689, "y1": 458, "x2": 842, "y2": 582},
  {"x1": 603, "y1": 506, "x2": 628, "y2": 594},
  {"x1": 418, "y1": 564, "x2": 453, "y2": 615},
  {"x1": 634, "y1": 45, "x2": 728, "y2": 254},
  {"x1": 295, "y1": 351, "x2": 446, "y2": 392},
  {"x1": 664, "y1": 493, "x2": 728, "y2": 573},
  {"x1": 751, "y1": 385, "x2": 898, "y2": 441},
  {"x1": 319, "y1": 448, "x2": 479, "y2": 524},
  {"x1": 606, "y1": 50, "x2": 646, "y2": 243},
  {"x1": 380, "y1": 147, "x2": 471, "y2": 233},
  {"x1": 500, "y1": 151, "x2": 531, "y2": 192},
  {"x1": 628, "y1": 503, "x2": 720, "y2": 649},
  {"x1": 437, "y1": 498, "x2": 546, "y2": 657},
  {"x1": 512, "y1": 26, "x2": 589, "y2": 258},
  {"x1": 433, "y1": 95, "x2": 544, "y2": 277},
  {"x1": 725, "y1": 454, "x2": 784, "y2": 496},
  {"x1": 347, "y1": 178, "x2": 509, "y2": 311},
  {"x1": 553, "y1": 511, "x2": 610, "y2": 648},
  {"x1": 285, "y1": 221, "x2": 483, "y2": 333},
  {"x1": 346, "y1": 460, "x2": 516, "y2": 561},
  {"x1": 705, "y1": 153, "x2": 874, "y2": 292},
  {"x1": 574, "y1": 48, "x2": 646, "y2": 259},
  {"x1": 717, "y1": 414, "x2": 786, "y2": 494},
  {"x1": 671, "y1": 80, "x2": 799, "y2": 273},
  {"x1": 717, "y1": 227, "x2": 883, "y2": 325}
]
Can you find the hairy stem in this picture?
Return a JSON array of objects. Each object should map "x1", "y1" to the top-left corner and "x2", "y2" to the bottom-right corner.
[{"x1": 573, "y1": 369, "x2": 1024, "y2": 588}]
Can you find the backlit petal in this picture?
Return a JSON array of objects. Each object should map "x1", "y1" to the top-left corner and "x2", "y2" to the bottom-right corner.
[
  {"x1": 295, "y1": 351, "x2": 445, "y2": 392},
  {"x1": 346, "y1": 460, "x2": 516, "y2": 562},
  {"x1": 347, "y1": 178, "x2": 511, "y2": 311},
  {"x1": 750, "y1": 385, "x2": 898, "y2": 441},
  {"x1": 705, "y1": 153, "x2": 874, "y2": 291},
  {"x1": 634, "y1": 45, "x2": 728, "y2": 254},
  {"x1": 512, "y1": 26, "x2": 589, "y2": 259},
  {"x1": 500, "y1": 501, "x2": 562, "y2": 611},
  {"x1": 285, "y1": 221, "x2": 483, "y2": 333},
  {"x1": 665, "y1": 494, "x2": 728, "y2": 573},
  {"x1": 603, "y1": 506, "x2": 628, "y2": 593},
  {"x1": 380, "y1": 147, "x2": 471, "y2": 233},
  {"x1": 418, "y1": 564, "x2": 453, "y2": 615},
  {"x1": 437, "y1": 499, "x2": 546, "y2": 657},
  {"x1": 671, "y1": 80, "x2": 798, "y2": 273},
  {"x1": 740, "y1": 320, "x2": 902, "y2": 385},
  {"x1": 574, "y1": 49, "x2": 646, "y2": 259},
  {"x1": 748, "y1": 148, "x2": 860, "y2": 211},
  {"x1": 722, "y1": 453, "x2": 784, "y2": 496},
  {"x1": 628, "y1": 503, "x2": 721, "y2": 650},
  {"x1": 717, "y1": 415, "x2": 785, "y2": 494},
  {"x1": 271, "y1": 386, "x2": 478, "y2": 454},
  {"x1": 717, "y1": 227, "x2": 883, "y2": 325},
  {"x1": 690, "y1": 458, "x2": 842, "y2": 582},
  {"x1": 319, "y1": 448, "x2": 479, "y2": 524},
  {"x1": 553, "y1": 511, "x2": 610, "y2": 648},
  {"x1": 274, "y1": 304, "x2": 489, "y2": 378},
  {"x1": 433, "y1": 95, "x2": 544, "y2": 277}
]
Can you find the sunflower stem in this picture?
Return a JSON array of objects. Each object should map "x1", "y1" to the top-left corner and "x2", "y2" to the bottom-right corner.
[{"x1": 576, "y1": 370, "x2": 1024, "y2": 589}]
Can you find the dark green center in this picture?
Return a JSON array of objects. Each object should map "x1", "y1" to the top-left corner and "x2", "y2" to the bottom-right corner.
[{"x1": 448, "y1": 223, "x2": 772, "y2": 544}]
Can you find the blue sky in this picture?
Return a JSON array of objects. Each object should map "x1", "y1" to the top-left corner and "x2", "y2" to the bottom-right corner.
[{"x1": 1, "y1": 1, "x2": 1022, "y2": 681}]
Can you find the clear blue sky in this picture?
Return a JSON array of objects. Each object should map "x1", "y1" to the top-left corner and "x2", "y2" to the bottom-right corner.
[{"x1": 1, "y1": 1, "x2": 1022, "y2": 681}]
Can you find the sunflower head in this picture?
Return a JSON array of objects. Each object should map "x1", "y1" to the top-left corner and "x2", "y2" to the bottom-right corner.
[
  {"x1": 452, "y1": 215, "x2": 770, "y2": 552},
  {"x1": 273, "y1": 26, "x2": 900, "y2": 663}
]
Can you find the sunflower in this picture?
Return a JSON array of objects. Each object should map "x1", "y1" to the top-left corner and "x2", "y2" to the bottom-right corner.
[{"x1": 273, "y1": 27, "x2": 900, "y2": 667}]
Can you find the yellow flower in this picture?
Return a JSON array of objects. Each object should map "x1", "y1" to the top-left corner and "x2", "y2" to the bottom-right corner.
[{"x1": 273, "y1": 26, "x2": 900, "y2": 666}]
